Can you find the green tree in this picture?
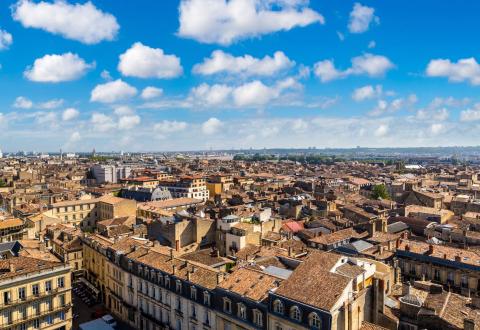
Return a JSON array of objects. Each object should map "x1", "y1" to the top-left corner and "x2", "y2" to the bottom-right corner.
[{"x1": 371, "y1": 184, "x2": 390, "y2": 200}]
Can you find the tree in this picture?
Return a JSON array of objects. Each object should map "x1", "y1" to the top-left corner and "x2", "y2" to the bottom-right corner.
[{"x1": 371, "y1": 184, "x2": 390, "y2": 200}]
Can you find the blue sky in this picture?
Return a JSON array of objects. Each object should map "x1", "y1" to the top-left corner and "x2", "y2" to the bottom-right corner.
[{"x1": 1, "y1": 0, "x2": 480, "y2": 152}]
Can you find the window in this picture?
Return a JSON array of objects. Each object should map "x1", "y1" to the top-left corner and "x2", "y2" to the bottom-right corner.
[
  {"x1": 191, "y1": 303, "x2": 196, "y2": 318},
  {"x1": 32, "y1": 284, "x2": 39, "y2": 296},
  {"x1": 462, "y1": 275, "x2": 469, "y2": 288},
  {"x1": 45, "y1": 280, "x2": 52, "y2": 293},
  {"x1": 205, "y1": 311, "x2": 210, "y2": 326},
  {"x1": 45, "y1": 315, "x2": 53, "y2": 325},
  {"x1": 176, "y1": 297, "x2": 182, "y2": 310},
  {"x1": 290, "y1": 306, "x2": 301, "y2": 321},
  {"x1": 33, "y1": 319, "x2": 40, "y2": 329},
  {"x1": 176, "y1": 280, "x2": 182, "y2": 293},
  {"x1": 191, "y1": 286, "x2": 197, "y2": 300},
  {"x1": 223, "y1": 298, "x2": 232, "y2": 313},
  {"x1": 18, "y1": 287, "x2": 26, "y2": 300},
  {"x1": 3, "y1": 310, "x2": 12, "y2": 324},
  {"x1": 58, "y1": 277, "x2": 65, "y2": 288},
  {"x1": 253, "y1": 310, "x2": 263, "y2": 327},
  {"x1": 238, "y1": 303, "x2": 247, "y2": 319},
  {"x1": 19, "y1": 306, "x2": 27, "y2": 320},
  {"x1": 309, "y1": 312, "x2": 321, "y2": 329},
  {"x1": 59, "y1": 294, "x2": 66, "y2": 307},
  {"x1": 58, "y1": 311, "x2": 65, "y2": 321},
  {"x1": 33, "y1": 302, "x2": 40, "y2": 315},
  {"x1": 204, "y1": 291, "x2": 211, "y2": 306},
  {"x1": 3, "y1": 291, "x2": 11, "y2": 304},
  {"x1": 273, "y1": 299, "x2": 284, "y2": 314}
]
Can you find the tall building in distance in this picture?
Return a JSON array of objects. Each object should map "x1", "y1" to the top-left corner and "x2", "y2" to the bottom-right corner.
[{"x1": 91, "y1": 164, "x2": 132, "y2": 184}]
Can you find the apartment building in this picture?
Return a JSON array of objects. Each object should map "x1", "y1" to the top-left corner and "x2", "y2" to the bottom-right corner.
[
  {"x1": 81, "y1": 234, "x2": 393, "y2": 330},
  {"x1": 46, "y1": 224, "x2": 84, "y2": 279},
  {"x1": 0, "y1": 217, "x2": 27, "y2": 242},
  {"x1": 44, "y1": 195, "x2": 136, "y2": 230},
  {"x1": 0, "y1": 256, "x2": 72, "y2": 330},
  {"x1": 91, "y1": 165, "x2": 132, "y2": 184},
  {"x1": 159, "y1": 176, "x2": 209, "y2": 202}
]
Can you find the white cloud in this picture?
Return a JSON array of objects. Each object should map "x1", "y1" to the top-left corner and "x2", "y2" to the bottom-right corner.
[
  {"x1": 35, "y1": 111, "x2": 57, "y2": 126},
  {"x1": 368, "y1": 40, "x2": 376, "y2": 49},
  {"x1": 13, "y1": 96, "x2": 33, "y2": 109},
  {"x1": 101, "y1": 70, "x2": 112, "y2": 81},
  {"x1": 374, "y1": 124, "x2": 389, "y2": 137},
  {"x1": 202, "y1": 117, "x2": 222, "y2": 135},
  {"x1": 90, "y1": 79, "x2": 137, "y2": 103},
  {"x1": 0, "y1": 29, "x2": 12, "y2": 50},
  {"x1": 193, "y1": 50, "x2": 294, "y2": 77},
  {"x1": 190, "y1": 83, "x2": 233, "y2": 106},
  {"x1": 426, "y1": 57, "x2": 480, "y2": 85},
  {"x1": 38, "y1": 99, "x2": 63, "y2": 109},
  {"x1": 178, "y1": 0, "x2": 324, "y2": 45},
  {"x1": 118, "y1": 42, "x2": 183, "y2": 79},
  {"x1": 118, "y1": 115, "x2": 141, "y2": 130},
  {"x1": 352, "y1": 85, "x2": 382, "y2": 101},
  {"x1": 416, "y1": 108, "x2": 449, "y2": 122},
  {"x1": 91, "y1": 113, "x2": 116, "y2": 132},
  {"x1": 24, "y1": 53, "x2": 93, "y2": 82},
  {"x1": 430, "y1": 123, "x2": 444, "y2": 135},
  {"x1": 68, "y1": 131, "x2": 81, "y2": 143},
  {"x1": 348, "y1": 3, "x2": 378, "y2": 34},
  {"x1": 154, "y1": 120, "x2": 188, "y2": 133},
  {"x1": 369, "y1": 95, "x2": 417, "y2": 116},
  {"x1": 314, "y1": 54, "x2": 394, "y2": 82},
  {"x1": 460, "y1": 105, "x2": 480, "y2": 122},
  {"x1": 62, "y1": 108, "x2": 79, "y2": 121},
  {"x1": 141, "y1": 86, "x2": 164, "y2": 100},
  {"x1": 12, "y1": 0, "x2": 119, "y2": 44},
  {"x1": 114, "y1": 106, "x2": 134, "y2": 116},
  {"x1": 233, "y1": 80, "x2": 278, "y2": 106}
]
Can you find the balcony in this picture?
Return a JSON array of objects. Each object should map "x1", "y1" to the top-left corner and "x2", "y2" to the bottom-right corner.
[
  {"x1": 0, "y1": 287, "x2": 70, "y2": 308},
  {"x1": 0, "y1": 303, "x2": 71, "y2": 329}
]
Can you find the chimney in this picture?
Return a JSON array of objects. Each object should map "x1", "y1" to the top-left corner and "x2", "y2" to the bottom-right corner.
[
  {"x1": 288, "y1": 247, "x2": 292, "y2": 257},
  {"x1": 216, "y1": 272, "x2": 223, "y2": 284},
  {"x1": 172, "y1": 265, "x2": 177, "y2": 275},
  {"x1": 428, "y1": 244, "x2": 434, "y2": 255},
  {"x1": 187, "y1": 271, "x2": 191, "y2": 282},
  {"x1": 464, "y1": 318, "x2": 475, "y2": 330},
  {"x1": 405, "y1": 244, "x2": 410, "y2": 252},
  {"x1": 455, "y1": 255, "x2": 462, "y2": 262},
  {"x1": 9, "y1": 262, "x2": 15, "y2": 273},
  {"x1": 170, "y1": 249, "x2": 174, "y2": 260}
]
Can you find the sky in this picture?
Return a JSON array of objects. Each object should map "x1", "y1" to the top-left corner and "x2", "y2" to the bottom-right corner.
[{"x1": 1, "y1": 0, "x2": 480, "y2": 152}]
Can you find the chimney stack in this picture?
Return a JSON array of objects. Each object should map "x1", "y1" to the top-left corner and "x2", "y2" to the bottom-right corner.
[
  {"x1": 172, "y1": 265, "x2": 176, "y2": 275},
  {"x1": 216, "y1": 272, "x2": 223, "y2": 284},
  {"x1": 170, "y1": 249, "x2": 174, "y2": 260},
  {"x1": 428, "y1": 244, "x2": 434, "y2": 255}
]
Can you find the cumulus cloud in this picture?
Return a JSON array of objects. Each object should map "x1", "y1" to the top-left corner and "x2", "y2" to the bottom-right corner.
[
  {"x1": 202, "y1": 117, "x2": 222, "y2": 134},
  {"x1": 190, "y1": 83, "x2": 233, "y2": 106},
  {"x1": 314, "y1": 53, "x2": 394, "y2": 82},
  {"x1": 90, "y1": 79, "x2": 137, "y2": 103},
  {"x1": 113, "y1": 106, "x2": 134, "y2": 116},
  {"x1": 193, "y1": 50, "x2": 294, "y2": 77},
  {"x1": 189, "y1": 77, "x2": 300, "y2": 108},
  {"x1": 348, "y1": 3, "x2": 378, "y2": 33},
  {"x1": 178, "y1": 0, "x2": 324, "y2": 45},
  {"x1": 374, "y1": 124, "x2": 389, "y2": 137},
  {"x1": 62, "y1": 108, "x2": 79, "y2": 121},
  {"x1": 13, "y1": 96, "x2": 33, "y2": 109},
  {"x1": 91, "y1": 113, "x2": 116, "y2": 132},
  {"x1": 118, "y1": 115, "x2": 141, "y2": 130},
  {"x1": 118, "y1": 42, "x2": 183, "y2": 79},
  {"x1": 68, "y1": 131, "x2": 81, "y2": 143},
  {"x1": 0, "y1": 29, "x2": 13, "y2": 50},
  {"x1": 415, "y1": 108, "x2": 449, "y2": 122},
  {"x1": 369, "y1": 95, "x2": 417, "y2": 116},
  {"x1": 141, "y1": 86, "x2": 164, "y2": 100},
  {"x1": 426, "y1": 57, "x2": 480, "y2": 85},
  {"x1": 13, "y1": 96, "x2": 64, "y2": 109},
  {"x1": 24, "y1": 53, "x2": 94, "y2": 82},
  {"x1": 430, "y1": 123, "x2": 444, "y2": 135},
  {"x1": 352, "y1": 85, "x2": 382, "y2": 101},
  {"x1": 12, "y1": 0, "x2": 119, "y2": 44},
  {"x1": 460, "y1": 105, "x2": 480, "y2": 122},
  {"x1": 154, "y1": 120, "x2": 188, "y2": 133}
]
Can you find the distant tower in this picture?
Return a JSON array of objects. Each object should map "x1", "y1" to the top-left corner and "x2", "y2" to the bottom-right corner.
[
  {"x1": 60, "y1": 148, "x2": 63, "y2": 161},
  {"x1": 92, "y1": 148, "x2": 96, "y2": 157}
]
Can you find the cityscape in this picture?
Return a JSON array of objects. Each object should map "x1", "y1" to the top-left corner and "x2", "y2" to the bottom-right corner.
[{"x1": 1, "y1": 1, "x2": 480, "y2": 330}]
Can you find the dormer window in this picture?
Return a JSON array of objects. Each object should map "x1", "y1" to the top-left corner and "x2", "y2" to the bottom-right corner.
[
  {"x1": 191, "y1": 286, "x2": 197, "y2": 300},
  {"x1": 176, "y1": 280, "x2": 182, "y2": 293},
  {"x1": 237, "y1": 303, "x2": 247, "y2": 319},
  {"x1": 223, "y1": 298, "x2": 232, "y2": 314},
  {"x1": 253, "y1": 309, "x2": 263, "y2": 326},
  {"x1": 309, "y1": 312, "x2": 321, "y2": 329},
  {"x1": 273, "y1": 299, "x2": 284, "y2": 314},
  {"x1": 204, "y1": 291, "x2": 211, "y2": 306},
  {"x1": 290, "y1": 306, "x2": 301, "y2": 321}
]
